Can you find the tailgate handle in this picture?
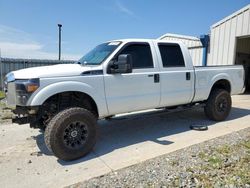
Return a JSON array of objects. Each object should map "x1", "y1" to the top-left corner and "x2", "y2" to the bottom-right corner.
[{"x1": 186, "y1": 72, "x2": 191, "y2": 80}]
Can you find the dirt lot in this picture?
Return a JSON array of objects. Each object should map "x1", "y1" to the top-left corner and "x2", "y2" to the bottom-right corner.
[{"x1": 0, "y1": 94, "x2": 249, "y2": 188}]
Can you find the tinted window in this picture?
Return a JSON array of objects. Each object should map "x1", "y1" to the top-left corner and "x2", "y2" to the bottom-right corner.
[
  {"x1": 119, "y1": 44, "x2": 153, "y2": 69},
  {"x1": 158, "y1": 44, "x2": 185, "y2": 67}
]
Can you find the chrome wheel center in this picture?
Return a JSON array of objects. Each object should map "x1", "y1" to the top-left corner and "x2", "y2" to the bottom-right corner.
[{"x1": 71, "y1": 130, "x2": 78, "y2": 138}]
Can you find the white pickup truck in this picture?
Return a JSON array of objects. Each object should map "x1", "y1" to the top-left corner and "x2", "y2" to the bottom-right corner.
[{"x1": 4, "y1": 39, "x2": 245, "y2": 161}]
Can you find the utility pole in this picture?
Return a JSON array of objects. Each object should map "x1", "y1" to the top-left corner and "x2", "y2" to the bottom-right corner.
[{"x1": 58, "y1": 24, "x2": 62, "y2": 60}]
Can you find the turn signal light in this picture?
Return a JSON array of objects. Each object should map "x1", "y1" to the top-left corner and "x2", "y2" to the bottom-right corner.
[{"x1": 26, "y1": 84, "x2": 39, "y2": 93}]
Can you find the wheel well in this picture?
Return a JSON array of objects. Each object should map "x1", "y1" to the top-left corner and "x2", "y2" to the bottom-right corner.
[
  {"x1": 43, "y1": 91, "x2": 99, "y2": 117},
  {"x1": 210, "y1": 79, "x2": 231, "y2": 94},
  {"x1": 29, "y1": 91, "x2": 98, "y2": 129}
]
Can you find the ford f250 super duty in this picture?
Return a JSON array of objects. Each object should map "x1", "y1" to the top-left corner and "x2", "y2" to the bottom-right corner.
[{"x1": 4, "y1": 39, "x2": 245, "y2": 161}]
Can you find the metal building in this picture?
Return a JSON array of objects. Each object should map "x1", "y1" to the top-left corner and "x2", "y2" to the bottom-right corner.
[
  {"x1": 160, "y1": 4, "x2": 250, "y2": 91},
  {"x1": 207, "y1": 4, "x2": 250, "y2": 66},
  {"x1": 159, "y1": 33, "x2": 204, "y2": 66},
  {"x1": 207, "y1": 4, "x2": 250, "y2": 90}
]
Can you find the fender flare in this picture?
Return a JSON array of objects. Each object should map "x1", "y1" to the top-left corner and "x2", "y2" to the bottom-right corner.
[{"x1": 208, "y1": 73, "x2": 232, "y2": 97}]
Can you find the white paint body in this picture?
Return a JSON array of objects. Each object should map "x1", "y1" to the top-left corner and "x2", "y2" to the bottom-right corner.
[{"x1": 8, "y1": 39, "x2": 245, "y2": 118}]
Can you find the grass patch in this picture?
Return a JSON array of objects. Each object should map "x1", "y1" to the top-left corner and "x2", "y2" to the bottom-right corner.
[
  {"x1": 208, "y1": 155, "x2": 223, "y2": 168},
  {"x1": 191, "y1": 140, "x2": 250, "y2": 186},
  {"x1": 216, "y1": 145, "x2": 232, "y2": 156},
  {"x1": 193, "y1": 173, "x2": 213, "y2": 188},
  {"x1": 1, "y1": 112, "x2": 13, "y2": 120},
  {"x1": 198, "y1": 151, "x2": 206, "y2": 159},
  {"x1": 186, "y1": 167, "x2": 194, "y2": 173},
  {"x1": 242, "y1": 140, "x2": 250, "y2": 150},
  {"x1": 0, "y1": 100, "x2": 7, "y2": 109},
  {"x1": 224, "y1": 156, "x2": 250, "y2": 185},
  {"x1": 170, "y1": 160, "x2": 179, "y2": 166},
  {"x1": 0, "y1": 94, "x2": 13, "y2": 123},
  {"x1": 0, "y1": 91, "x2": 5, "y2": 99}
]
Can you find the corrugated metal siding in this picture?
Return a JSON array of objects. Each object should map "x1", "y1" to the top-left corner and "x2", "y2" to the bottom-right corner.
[
  {"x1": 207, "y1": 4, "x2": 250, "y2": 65},
  {"x1": 0, "y1": 58, "x2": 74, "y2": 90},
  {"x1": 159, "y1": 34, "x2": 203, "y2": 66}
]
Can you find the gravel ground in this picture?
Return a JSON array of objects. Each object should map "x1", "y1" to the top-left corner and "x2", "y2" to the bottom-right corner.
[{"x1": 69, "y1": 127, "x2": 250, "y2": 188}]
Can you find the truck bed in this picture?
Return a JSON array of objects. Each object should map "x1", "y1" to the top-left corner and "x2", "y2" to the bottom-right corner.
[{"x1": 193, "y1": 65, "x2": 244, "y2": 102}]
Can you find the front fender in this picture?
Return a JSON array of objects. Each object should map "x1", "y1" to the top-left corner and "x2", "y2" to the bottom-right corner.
[{"x1": 27, "y1": 81, "x2": 108, "y2": 117}]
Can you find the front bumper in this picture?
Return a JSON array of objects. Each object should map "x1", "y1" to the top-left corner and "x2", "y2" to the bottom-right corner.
[
  {"x1": 4, "y1": 76, "x2": 41, "y2": 127},
  {"x1": 12, "y1": 106, "x2": 39, "y2": 125}
]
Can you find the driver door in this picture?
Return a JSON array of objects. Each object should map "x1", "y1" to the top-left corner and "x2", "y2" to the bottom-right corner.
[{"x1": 104, "y1": 42, "x2": 161, "y2": 115}]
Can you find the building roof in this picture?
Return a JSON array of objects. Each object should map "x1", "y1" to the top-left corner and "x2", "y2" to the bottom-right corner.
[
  {"x1": 211, "y1": 4, "x2": 250, "y2": 29},
  {"x1": 158, "y1": 33, "x2": 200, "y2": 41}
]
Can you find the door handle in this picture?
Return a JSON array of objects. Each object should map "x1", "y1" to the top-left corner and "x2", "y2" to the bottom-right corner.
[
  {"x1": 154, "y1": 74, "x2": 160, "y2": 83},
  {"x1": 148, "y1": 74, "x2": 160, "y2": 83},
  {"x1": 186, "y1": 72, "x2": 191, "y2": 80}
]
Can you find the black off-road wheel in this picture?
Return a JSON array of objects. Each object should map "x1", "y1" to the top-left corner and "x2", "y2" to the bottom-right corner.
[
  {"x1": 44, "y1": 107, "x2": 97, "y2": 161},
  {"x1": 204, "y1": 89, "x2": 232, "y2": 121}
]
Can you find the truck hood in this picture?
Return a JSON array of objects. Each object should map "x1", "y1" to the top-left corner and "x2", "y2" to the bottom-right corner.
[{"x1": 11, "y1": 64, "x2": 95, "y2": 79}]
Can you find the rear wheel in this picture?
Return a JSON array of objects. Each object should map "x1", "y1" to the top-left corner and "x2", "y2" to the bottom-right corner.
[
  {"x1": 204, "y1": 89, "x2": 232, "y2": 121},
  {"x1": 44, "y1": 107, "x2": 97, "y2": 161}
]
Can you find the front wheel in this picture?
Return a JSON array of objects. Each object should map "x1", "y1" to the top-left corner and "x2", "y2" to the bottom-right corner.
[
  {"x1": 204, "y1": 89, "x2": 232, "y2": 121},
  {"x1": 44, "y1": 107, "x2": 97, "y2": 161}
]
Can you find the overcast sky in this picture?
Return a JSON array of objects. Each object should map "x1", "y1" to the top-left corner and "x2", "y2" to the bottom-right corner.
[{"x1": 0, "y1": 0, "x2": 249, "y2": 60}]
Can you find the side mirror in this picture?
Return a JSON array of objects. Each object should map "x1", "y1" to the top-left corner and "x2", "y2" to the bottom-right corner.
[{"x1": 108, "y1": 54, "x2": 133, "y2": 74}]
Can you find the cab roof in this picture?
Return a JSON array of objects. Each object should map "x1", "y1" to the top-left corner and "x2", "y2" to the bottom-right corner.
[{"x1": 109, "y1": 38, "x2": 183, "y2": 45}]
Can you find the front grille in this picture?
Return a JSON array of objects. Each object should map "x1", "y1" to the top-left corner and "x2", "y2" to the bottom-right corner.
[{"x1": 6, "y1": 82, "x2": 16, "y2": 106}]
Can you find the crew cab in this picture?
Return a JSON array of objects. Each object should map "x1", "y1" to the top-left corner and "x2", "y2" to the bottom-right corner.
[{"x1": 4, "y1": 39, "x2": 245, "y2": 161}]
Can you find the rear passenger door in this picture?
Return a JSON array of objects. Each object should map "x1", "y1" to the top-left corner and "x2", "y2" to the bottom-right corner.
[
  {"x1": 156, "y1": 43, "x2": 194, "y2": 107},
  {"x1": 104, "y1": 42, "x2": 161, "y2": 115}
]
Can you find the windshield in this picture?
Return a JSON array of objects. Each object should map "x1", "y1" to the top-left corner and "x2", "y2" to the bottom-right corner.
[{"x1": 77, "y1": 41, "x2": 121, "y2": 65}]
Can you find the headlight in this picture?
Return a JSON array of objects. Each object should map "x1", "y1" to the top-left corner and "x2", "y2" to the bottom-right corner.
[
  {"x1": 14, "y1": 79, "x2": 40, "y2": 105},
  {"x1": 4, "y1": 72, "x2": 15, "y2": 92},
  {"x1": 16, "y1": 78, "x2": 40, "y2": 93},
  {"x1": 5, "y1": 72, "x2": 15, "y2": 83}
]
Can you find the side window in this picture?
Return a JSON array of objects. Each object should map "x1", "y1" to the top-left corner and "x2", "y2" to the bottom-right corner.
[
  {"x1": 158, "y1": 44, "x2": 185, "y2": 67},
  {"x1": 119, "y1": 43, "x2": 153, "y2": 69}
]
